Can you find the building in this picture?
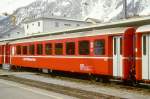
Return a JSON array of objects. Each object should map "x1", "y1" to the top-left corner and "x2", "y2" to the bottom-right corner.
[{"x1": 23, "y1": 17, "x2": 92, "y2": 35}]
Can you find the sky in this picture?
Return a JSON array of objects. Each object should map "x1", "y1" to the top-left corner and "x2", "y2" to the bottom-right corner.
[{"x1": 0, "y1": 0, "x2": 36, "y2": 15}]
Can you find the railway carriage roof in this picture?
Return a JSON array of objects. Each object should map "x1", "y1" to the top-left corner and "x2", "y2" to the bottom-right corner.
[
  {"x1": 136, "y1": 25, "x2": 150, "y2": 33},
  {"x1": 8, "y1": 27, "x2": 130, "y2": 44}
]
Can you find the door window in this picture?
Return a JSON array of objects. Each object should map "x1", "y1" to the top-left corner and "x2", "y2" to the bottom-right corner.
[{"x1": 143, "y1": 36, "x2": 146, "y2": 55}]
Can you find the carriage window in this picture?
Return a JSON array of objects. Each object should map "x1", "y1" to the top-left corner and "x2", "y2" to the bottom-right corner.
[
  {"x1": 23, "y1": 46, "x2": 28, "y2": 55},
  {"x1": 79, "y1": 41, "x2": 90, "y2": 55},
  {"x1": 114, "y1": 38, "x2": 116, "y2": 55},
  {"x1": 37, "y1": 44, "x2": 43, "y2": 55},
  {"x1": 66, "y1": 42, "x2": 75, "y2": 55},
  {"x1": 55, "y1": 43, "x2": 63, "y2": 55},
  {"x1": 29, "y1": 45, "x2": 35, "y2": 55},
  {"x1": 45, "y1": 43, "x2": 52, "y2": 55},
  {"x1": 143, "y1": 36, "x2": 146, "y2": 55},
  {"x1": 94, "y1": 40, "x2": 105, "y2": 55},
  {"x1": 16, "y1": 45, "x2": 21, "y2": 55}
]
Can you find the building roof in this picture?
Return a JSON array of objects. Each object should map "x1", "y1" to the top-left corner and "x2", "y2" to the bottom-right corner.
[
  {"x1": 8, "y1": 27, "x2": 131, "y2": 44},
  {"x1": 136, "y1": 24, "x2": 150, "y2": 33},
  {"x1": 23, "y1": 16, "x2": 90, "y2": 24}
]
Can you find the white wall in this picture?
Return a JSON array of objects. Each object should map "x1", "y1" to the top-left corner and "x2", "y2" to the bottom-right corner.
[
  {"x1": 43, "y1": 19, "x2": 92, "y2": 33},
  {"x1": 43, "y1": 19, "x2": 55, "y2": 33},
  {"x1": 24, "y1": 20, "x2": 43, "y2": 35},
  {"x1": 24, "y1": 19, "x2": 91, "y2": 35}
]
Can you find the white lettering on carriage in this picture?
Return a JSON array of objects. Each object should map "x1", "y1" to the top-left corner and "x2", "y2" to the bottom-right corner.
[
  {"x1": 80, "y1": 64, "x2": 92, "y2": 71},
  {"x1": 23, "y1": 58, "x2": 36, "y2": 62}
]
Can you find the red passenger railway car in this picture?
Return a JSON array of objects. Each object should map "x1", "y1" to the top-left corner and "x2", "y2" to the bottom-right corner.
[
  {"x1": 1, "y1": 18, "x2": 150, "y2": 84},
  {"x1": 0, "y1": 27, "x2": 135, "y2": 81},
  {"x1": 135, "y1": 25, "x2": 150, "y2": 82}
]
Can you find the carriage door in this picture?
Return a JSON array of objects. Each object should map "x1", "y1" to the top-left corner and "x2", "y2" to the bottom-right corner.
[
  {"x1": 2, "y1": 44, "x2": 11, "y2": 70},
  {"x1": 142, "y1": 35, "x2": 150, "y2": 80},
  {"x1": 113, "y1": 37, "x2": 123, "y2": 77},
  {"x1": 5, "y1": 44, "x2": 11, "y2": 64}
]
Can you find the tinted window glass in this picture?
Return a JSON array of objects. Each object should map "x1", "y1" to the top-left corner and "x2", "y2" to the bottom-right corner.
[
  {"x1": 94, "y1": 40, "x2": 105, "y2": 55},
  {"x1": 37, "y1": 44, "x2": 43, "y2": 55},
  {"x1": 143, "y1": 36, "x2": 146, "y2": 55},
  {"x1": 55, "y1": 43, "x2": 63, "y2": 55},
  {"x1": 45, "y1": 43, "x2": 52, "y2": 55},
  {"x1": 79, "y1": 41, "x2": 90, "y2": 55},
  {"x1": 16, "y1": 45, "x2": 21, "y2": 55},
  {"x1": 23, "y1": 46, "x2": 28, "y2": 55},
  {"x1": 114, "y1": 38, "x2": 116, "y2": 55},
  {"x1": 29, "y1": 45, "x2": 35, "y2": 55},
  {"x1": 66, "y1": 42, "x2": 75, "y2": 55}
]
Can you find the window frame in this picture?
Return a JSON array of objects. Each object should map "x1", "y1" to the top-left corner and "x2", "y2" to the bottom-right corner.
[
  {"x1": 16, "y1": 45, "x2": 22, "y2": 55},
  {"x1": 22, "y1": 45, "x2": 28, "y2": 55},
  {"x1": 55, "y1": 43, "x2": 63, "y2": 55},
  {"x1": 93, "y1": 39, "x2": 105, "y2": 56},
  {"x1": 36, "y1": 43, "x2": 43, "y2": 55},
  {"x1": 143, "y1": 35, "x2": 146, "y2": 55},
  {"x1": 64, "y1": 23, "x2": 71, "y2": 27},
  {"x1": 78, "y1": 40, "x2": 90, "y2": 55},
  {"x1": 45, "y1": 43, "x2": 53, "y2": 55},
  {"x1": 114, "y1": 38, "x2": 116, "y2": 55},
  {"x1": 29, "y1": 44, "x2": 35, "y2": 55},
  {"x1": 120, "y1": 38, "x2": 122, "y2": 55},
  {"x1": 55, "y1": 22, "x2": 59, "y2": 27},
  {"x1": 66, "y1": 42, "x2": 75, "y2": 55}
]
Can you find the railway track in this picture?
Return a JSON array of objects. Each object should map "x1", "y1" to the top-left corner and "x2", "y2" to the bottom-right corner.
[
  {"x1": 0, "y1": 75, "x2": 120, "y2": 99},
  {"x1": 1, "y1": 68, "x2": 150, "y2": 98},
  {"x1": 37, "y1": 71, "x2": 150, "y2": 92}
]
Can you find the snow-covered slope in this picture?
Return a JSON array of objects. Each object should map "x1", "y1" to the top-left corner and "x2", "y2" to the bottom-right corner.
[
  {"x1": 1, "y1": 0, "x2": 150, "y2": 25},
  {"x1": 84, "y1": 0, "x2": 150, "y2": 22},
  {"x1": 138, "y1": 0, "x2": 150, "y2": 16},
  {"x1": 13, "y1": 0, "x2": 82, "y2": 25}
]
